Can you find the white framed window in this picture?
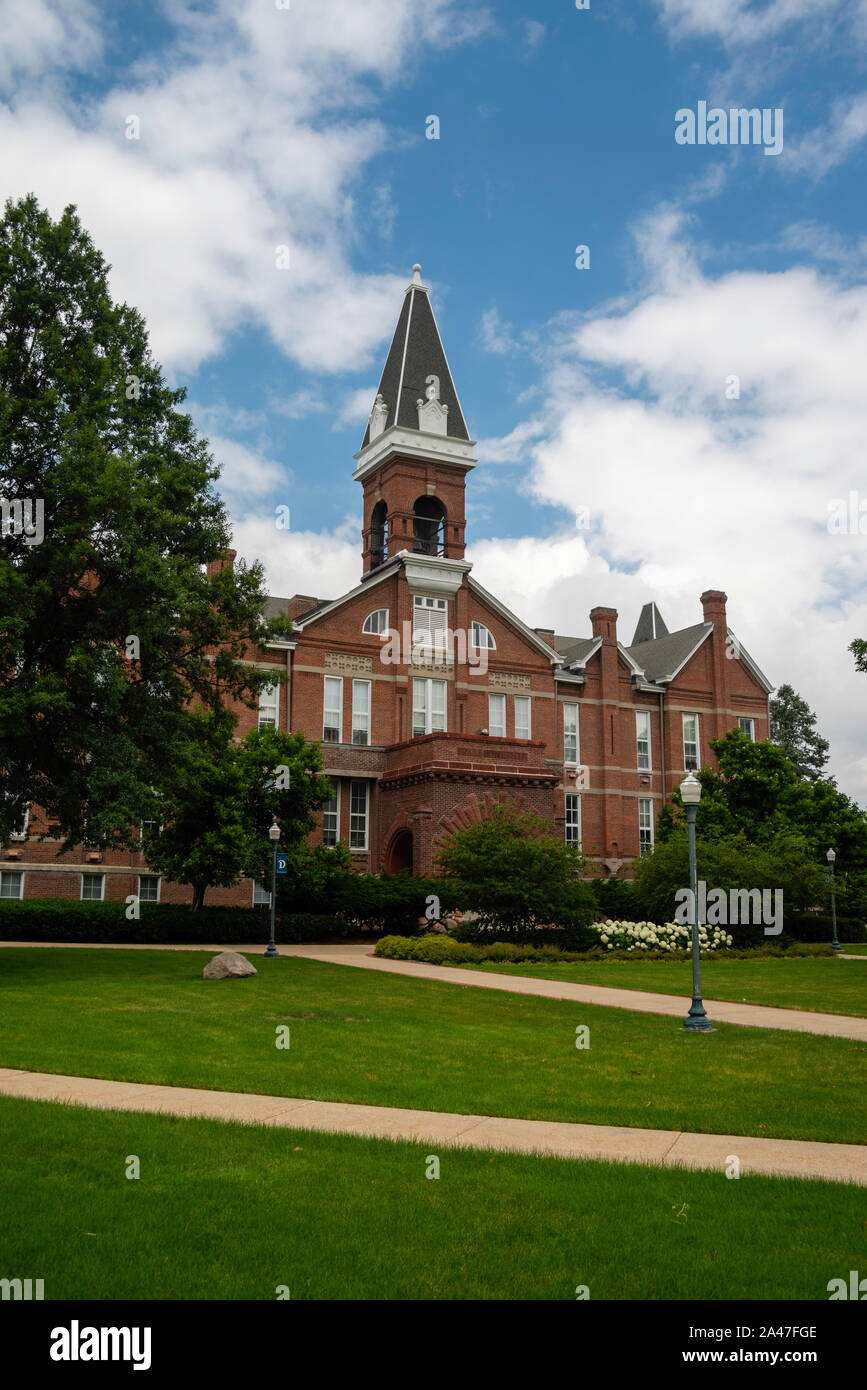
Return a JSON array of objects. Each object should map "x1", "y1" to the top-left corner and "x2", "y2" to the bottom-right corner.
[
  {"x1": 0, "y1": 870, "x2": 23, "y2": 899},
  {"x1": 738, "y1": 717, "x2": 756, "y2": 741},
  {"x1": 514, "y1": 695, "x2": 531, "y2": 741},
  {"x1": 349, "y1": 781, "x2": 368, "y2": 850},
  {"x1": 488, "y1": 693, "x2": 506, "y2": 738},
  {"x1": 6, "y1": 801, "x2": 28, "y2": 840},
  {"x1": 471, "y1": 621, "x2": 496, "y2": 650},
  {"x1": 565, "y1": 793, "x2": 581, "y2": 847},
  {"x1": 636, "y1": 710, "x2": 651, "y2": 770},
  {"x1": 138, "y1": 875, "x2": 160, "y2": 903},
  {"x1": 323, "y1": 676, "x2": 343, "y2": 744},
  {"x1": 140, "y1": 819, "x2": 163, "y2": 842},
  {"x1": 638, "y1": 799, "x2": 654, "y2": 855},
  {"x1": 412, "y1": 677, "x2": 447, "y2": 737},
  {"x1": 322, "y1": 786, "x2": 340, "y2": 847},
  {"x1": 682, "y1": 714, "x2": 699, "y2": 770},
  {"x1": 258, "y1": 680, "x2": 279, "y2": 731},
  {"x1": 563, "y1": 702, "x2": 579, "y2": 765},
  {"x1": 352, "y1": 680, "x2": 371, "y2": 746},
  {"x1": 252, "y1": 880, "x2": 271, "y2": 907},
  {"x1": 81, "y1": 873, "x2": 105, "y2": 901},
  {"x1": 412, "y1": 595, "x2": 449, "y2": 660},
  {"x1": 362, "y1": 609, "x2": 389, "y2": 635}
]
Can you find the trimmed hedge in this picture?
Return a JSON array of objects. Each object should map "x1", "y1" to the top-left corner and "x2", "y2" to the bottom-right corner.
[
  {"x1": 0, "y1": 899, "x2": 347, "y2": 944},
  {"x1": 784, "y1": 913, "x2": 866, "y2": 944},
  {"x1": 374, "y1": 935, "x2": 836, "y2": 965}
]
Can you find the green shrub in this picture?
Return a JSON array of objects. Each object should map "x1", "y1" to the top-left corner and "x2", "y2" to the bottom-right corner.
[
  {"x1": 783, "y1": 914, "x2": 866, "y2": 944},
  {"x1": 0, "y1": 899, "x2": 345, "y2": 944},
  {"x1": 374, "y1": 935, "x2": 836, "y2": 965}
]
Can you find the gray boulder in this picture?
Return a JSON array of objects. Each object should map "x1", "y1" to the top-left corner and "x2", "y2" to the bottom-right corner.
[{"x1": 202, "y1": 951, "x2": 258, "y2": 980}]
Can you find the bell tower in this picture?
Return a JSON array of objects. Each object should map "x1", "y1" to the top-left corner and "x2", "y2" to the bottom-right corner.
[{"x1": 355, "y1": 265, "x2": 476, "y2": 575}]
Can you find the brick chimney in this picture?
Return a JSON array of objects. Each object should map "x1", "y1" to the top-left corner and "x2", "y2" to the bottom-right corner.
[
  {"x1": 700, "y1": 590, "x2": 729, "y2": 743},
  {"x1": 206, "y1": 548, "x2": 237, "y2": 578},
  {"x1": 534, "y1": 627, "x2": 555, "y2": 646},
  {"x1": 589, "y1": 606, "x2": 618, "y2": 644}
]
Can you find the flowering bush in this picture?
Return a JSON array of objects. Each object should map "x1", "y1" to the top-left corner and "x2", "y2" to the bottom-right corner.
[{"x1": 589, "y1": 919, "x2": 733, "y2": 952}]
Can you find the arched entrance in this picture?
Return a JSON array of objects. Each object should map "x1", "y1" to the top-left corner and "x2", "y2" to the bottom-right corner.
[{"x1": 387, "y1": 830, "x2": 414, "y2": 874}]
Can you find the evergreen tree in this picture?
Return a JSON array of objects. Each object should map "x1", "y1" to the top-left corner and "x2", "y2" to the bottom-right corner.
[
  {"x1": 0, "y1": 195, "x2": 290, "y2": 846},
  {"x1": 769, "y1": 683, "x2": 831, "y2": 783}
]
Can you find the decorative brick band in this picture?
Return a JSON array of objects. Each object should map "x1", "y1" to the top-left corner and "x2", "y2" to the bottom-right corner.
[{"x1": 324, "y1": 652, "x2": 373, "y2": 674}]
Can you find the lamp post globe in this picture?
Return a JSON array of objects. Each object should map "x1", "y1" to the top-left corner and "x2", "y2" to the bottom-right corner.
[
  {"x1": 265, "y1": 819, "x2": 281, "y2": 959},
  {"x1": 826, "y1": 848, "x2": 841, "y2": 953},
  {"x1": 680, "y1": 771, "x2": 713, "y2": 1032}
]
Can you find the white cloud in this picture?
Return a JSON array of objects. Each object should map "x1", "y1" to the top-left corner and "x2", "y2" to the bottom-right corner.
[
  {"x1": 229, "y1": 517, "x2": 360, "y2": 602},
  {"x1": 0, "y1": 0, "x2": 489, "y2": 373},
  {"x1": 522, "y1": 21, "x2": 546, "y2": 55},
  {"x1": 209, "y1": 436, "x2": 288, "y2": 507},
  {"x1": 335, "y1": 386, "x2": 378, "y2": 431},
  {"x1": 786, "y1": 92, "x2": 867, "y2": 176},
  {"x1": 0, "y1": 0, "x2": 101, "y2": 85},
  {"x1": 474, "y1": 215, "x2": 867, "y2": 801},
  {"x1": 652, "y1": 0, "x2": 827, "y2": 47}
]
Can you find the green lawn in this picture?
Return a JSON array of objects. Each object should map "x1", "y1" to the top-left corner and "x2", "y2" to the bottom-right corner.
[
  {"x1": 0, "y1": 1095, "x2": 861, "y2": 1301},
  {"x1": 842, "y1": 943, "x2": 867, "y2": 956},
  {"x1": 0, "y1": 948, "x2": 864, "y2": 1144},
  {"x1": 457, "y1": 955, "x2": 867, "y2": 1017}
]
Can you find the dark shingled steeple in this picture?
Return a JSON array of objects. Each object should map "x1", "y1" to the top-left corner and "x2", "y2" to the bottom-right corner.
[
  {"x1": 361, "y1": 266, "x2": 469, "y2": 449},
  {"x1": 631, "y1": 602, "x2": 670, "y2": 646}
]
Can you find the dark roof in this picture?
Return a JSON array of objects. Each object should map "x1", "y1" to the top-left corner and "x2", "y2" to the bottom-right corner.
[
  {"x1": 554, "y1": 635, "x2": 600, "y2": 667},
  {"x1": 631, "y1": 602, "x2": 670, "y2": 645},
  {"x1": 361, "y1": 279, "x2": 469, "y2": 448},
  {"x1": 627, "y1": 623, "x2": 710, "y2": 683}
]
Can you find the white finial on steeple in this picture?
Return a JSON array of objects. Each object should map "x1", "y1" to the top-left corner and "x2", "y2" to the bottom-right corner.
[{"x1": 413, "y1": 264, "x2": 422, "y2": 285}]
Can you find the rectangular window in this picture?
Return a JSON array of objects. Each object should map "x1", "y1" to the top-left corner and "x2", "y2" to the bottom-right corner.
[
  {"x1": 636, "y1": 710, "x2": 651, "y2": 770},
  {"x1": 514, "y1": 696, "x2": 531, "y2": 741},
  {"x1": 352, "y1": 680, "x2": 371, "y2": 746},
  {"x1": 140, "y1": 819, "x2": 162, "y2": 843},
  {"x1": 81, "y1": 873, "x2": 105, "y2": 901},
  {"x1": 638, "y1": 799, "x2": 654, "y2": 855},
  {"x1": 565, "y1": 794, "x2": 581, "y2": 847},
  {"x1": 7, "y1": 802, "x2": 28, "y2": 839},
  {"x1": 413, "y1": 595, "x2": 449, "y2": 661},
  {"x1": 252, "y1": 880, "x2": 271, "y2": 907},
  {"x1": 563, "y1": 702, "x2": 579, "y2": 764},
  {"x1": 488, "y1": 693, "x2": 506, "y2": 738},
  {"x1": 258, "y1": 680, "x2": 279, "y2": 731},
  {"x1": 322, "y1": 787, "x2": 339, "y2": 847},
  {"x1": 0, "y1": 870, "x2": 23, "y2": 900},
  {"x1": 412, "y1": 678, "x2": 447, "y2": 737},
  {"x1": 138, "y1": 875, "x2": 160, "y2": 903},
  {"x1": 682, "y1": 714, "x2": 699, "y2": 770},
  {"x1": 738, "y1": 717, "x2": 756, "y2": 741},
  {"x1": 323, "y1": 676, "x2": 343, "y2": 744},
  {"x1": 349, "y1": 781, "x2": 368, "y2": 850}
]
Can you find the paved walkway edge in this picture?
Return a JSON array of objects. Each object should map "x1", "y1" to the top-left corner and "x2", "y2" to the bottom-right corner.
[{"x1": 0, "y1": 1068, "x2": 864, "y2": 1186}]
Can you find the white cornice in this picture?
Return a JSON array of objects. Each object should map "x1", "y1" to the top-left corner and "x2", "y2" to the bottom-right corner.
[
  {"x1": 353, "y1": 424, "x2": 477, "y2": 483},
  {"x1": 400, "y1": 550, "x2": 472, "y2": 598}
]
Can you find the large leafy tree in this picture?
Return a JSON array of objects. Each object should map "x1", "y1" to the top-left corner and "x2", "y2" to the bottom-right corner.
[
  {"x1": 143, "y1": 715, "x2": 333, "y2": 910},
  {"x1": 769, "y1": 683, "x2": 832, "y2": 782},
  {"x1": 0, "y1": 195, "x2": 290, "y2": 845},
  {"x1": 851, "y1": 639, "x2": 867, "y2": 675}
]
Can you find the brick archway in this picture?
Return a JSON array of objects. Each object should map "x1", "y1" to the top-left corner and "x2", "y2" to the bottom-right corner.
[{"x1": 432, "y1": 790, "x2": 534, "y2": 860}]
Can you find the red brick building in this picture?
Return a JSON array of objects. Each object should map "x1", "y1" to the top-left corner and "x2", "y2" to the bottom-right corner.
[{"x1": 2, "y1": 266, "x2": 773, "y2": 907}]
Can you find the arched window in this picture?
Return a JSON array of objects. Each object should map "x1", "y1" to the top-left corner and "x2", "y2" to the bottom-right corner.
[
  {"x1": 413, "y1": 496, "x2": 445, "y2": 556},
  {"x1": 362, "y1": 609, "x2": 389, "y2": 635},
  {"x1": 369, "y1": 500, "x2": 388, "y2": 568},
  {"x1": 471, "y1": 621, "x2": 496, "y2": 650}
]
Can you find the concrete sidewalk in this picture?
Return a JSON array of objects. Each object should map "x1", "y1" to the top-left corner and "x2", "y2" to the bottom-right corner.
[
  {"x1": 1, "y1": 939, "x2": 865, "y2": 1040},
  {"x1": 0, "y1": 1067, "x2": 863, "y2": 1186}
]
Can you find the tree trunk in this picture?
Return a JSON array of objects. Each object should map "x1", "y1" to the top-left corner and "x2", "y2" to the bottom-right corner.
[{"x1": 191, "y1": 883, "x2": 207, "y2": 912}]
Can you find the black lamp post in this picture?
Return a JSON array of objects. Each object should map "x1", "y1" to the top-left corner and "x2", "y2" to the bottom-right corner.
[
  {"x1": 827, "y1": 848, "x2": 841, "y2": 954},
  {"x1": 681, "y1": 771, "x2": 713, "y2": 1032},
  {"x1": 264, "y1": 818, "x2": 280, "y2": 959}
]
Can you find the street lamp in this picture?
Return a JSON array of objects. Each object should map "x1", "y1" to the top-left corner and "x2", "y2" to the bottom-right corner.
[
  {"x1": 264, "y1": 818, "x2": 280, "y2": 959},
  {"x1": 681, "y1": 771, "x2": 713, "y2": 1032},
  {"x1": 827, "y1": 848, "x2": 841, "y2": 954}
]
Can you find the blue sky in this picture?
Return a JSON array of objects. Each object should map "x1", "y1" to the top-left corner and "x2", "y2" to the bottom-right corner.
[{"x1": 2, "y1": 0, "x2": 866, "y2": 799}]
